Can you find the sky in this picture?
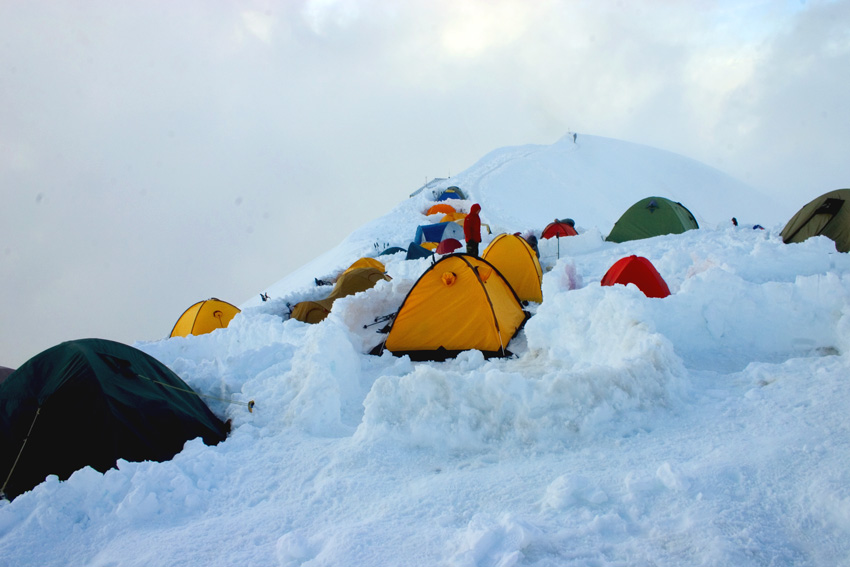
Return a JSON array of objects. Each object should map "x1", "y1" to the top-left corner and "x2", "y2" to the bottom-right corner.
[{"x1": 2, "y1": 0, "x2": 849, "y2": 368}]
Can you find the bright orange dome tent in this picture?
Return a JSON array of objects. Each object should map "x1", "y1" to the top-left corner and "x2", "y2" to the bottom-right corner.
[{"x1": 170, "y1": 298, "x2": 241, "y2": 337}]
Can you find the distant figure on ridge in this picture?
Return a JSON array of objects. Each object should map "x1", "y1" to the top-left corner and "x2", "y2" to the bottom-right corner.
[{"x1": 464, "y1": 203, "x2": 482, "y2": 257}]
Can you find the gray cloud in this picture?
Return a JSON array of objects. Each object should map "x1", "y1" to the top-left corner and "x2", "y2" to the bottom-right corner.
[{"x1": 1, "y1": 0, "x2": 847, "y2": 367}]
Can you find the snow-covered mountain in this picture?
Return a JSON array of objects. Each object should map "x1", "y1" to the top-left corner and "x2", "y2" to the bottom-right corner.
[{"x1": 3, "y1": 134, "x2": 850, "y2": 566}]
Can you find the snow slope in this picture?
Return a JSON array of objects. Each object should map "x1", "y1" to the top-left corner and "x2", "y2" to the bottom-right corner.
[{"x1": 3, "y1": 134, "x2": 850, "y2": 566}]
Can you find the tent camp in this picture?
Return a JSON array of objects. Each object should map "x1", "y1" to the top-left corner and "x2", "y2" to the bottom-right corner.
[
  {"x1": 780, "y1": 189, "x2": 850, "y2": 253},
  {"x1": 482, "y1": 234, "x2": 543, "y2": 303},
  {"x1": 606, "y1": 197, "x2": 699, "y2": 243},
  {"x1": 377, "y1": 254, "x2": 527, "y2": 361},
  {"x1": 542, "y1": 220, "x2": 578, "y2": 239},
  {"x1": 414, "y1": 222, "x2": 465, "y2": 248},
  {"x1": 426, "y1": 203, "x2": 456, "y2": 216},
  {"x1": 0, "y1": 338, "x2": 229, "y2": 500},
  {"x1": 600, "y1": 255, "x2": 671, "y2": 298},
  {"x1": 170, "y1": 298, "x2": 241, "y2": 338},
  {"x1": 290, "y1": 267, "x2": 391, "y2": 324}
]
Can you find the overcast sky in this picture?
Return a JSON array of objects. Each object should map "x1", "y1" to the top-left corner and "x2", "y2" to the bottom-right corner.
[{"x1": 2, "y1": 0, "x2": 848, "y2": 368}]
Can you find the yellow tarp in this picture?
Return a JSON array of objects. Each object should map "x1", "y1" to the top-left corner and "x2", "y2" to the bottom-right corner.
[
  {"x1": 385, "y1": 255, "x2": 525, "y2": 357},
  {"x1": 482, "y1": 233, "x2": 543, "y2": 303},
  {"x1": 171, "y1": 298, "x2": 241, "y2": 338}
]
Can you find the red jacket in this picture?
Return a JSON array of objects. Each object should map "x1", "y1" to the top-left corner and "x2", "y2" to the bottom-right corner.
[{"x1": 464, "y1": 204, "x2": 481, "y2": 243}]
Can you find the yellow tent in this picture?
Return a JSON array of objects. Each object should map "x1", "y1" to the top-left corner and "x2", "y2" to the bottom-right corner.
[
  {"x1": 344, "y1": 257, "x2": 386, "y2": 274},
  {"x1": 440, "y1": 212, "x2": 468, "y2": 224},
  {"x1": 291, "y1": 267, "x2": 391, "y2": 324},
  {"x1": 171, "y1": 298, "x2": 241, "y2": 338},
  {"x1": 382, "y1": 254, "x2": 527, "y2": 360},
  {"x1": 482, "y1": 234, "x2": 543, "y2": 303}
]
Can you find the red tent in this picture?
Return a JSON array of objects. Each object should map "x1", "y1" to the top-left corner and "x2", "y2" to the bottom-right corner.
[
  {"x1": 542, "y1": 221, "x2": 578, "y2": 239},
  {"x1": 436, "y1": 238, "x2": 463, "y2": 254},
  {"x1": 600, "y1": 255, "x2": 671, "y2": 298}
]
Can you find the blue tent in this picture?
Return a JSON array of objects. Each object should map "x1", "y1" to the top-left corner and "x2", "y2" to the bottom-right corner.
[
  {"x1": 414, "y1": 222, "x2": 464, "y2": 246},
  {"x1": 436, "y1": 190, "x2": 463, "y2": 201},
  {"x1": 406, "y1": 242, "x2": 434, "y2": 260}
]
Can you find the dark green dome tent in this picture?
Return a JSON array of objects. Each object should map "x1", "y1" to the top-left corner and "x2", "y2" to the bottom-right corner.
[
  {"x1": 781, "y1": 189, "x2": 850, "y2": 252},
  {"x1": 0, "y1": 339, "x2": 229, "y2": 500},
  {"x1": 606, "y1": 196, "x2": 699, "y2": 243}
]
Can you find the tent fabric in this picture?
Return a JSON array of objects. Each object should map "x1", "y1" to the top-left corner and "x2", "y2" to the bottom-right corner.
[
  {"x1": 344, "y1": 257, "x2": 386, "y2": 274},
  {"x1": 440, "y1": 212, "x2": 468, "y2": 224},
  {"x1": 482, "y1": 234, "x2": 543, "y2": 303},
  {"x1": 414, "y1": 222, "x2": 465, "y2": 247},
  {"x1": 170, "y1": 298, "x2": 240, "y2": 338},
  {"x1": 290, "y1": 267, "x2": 391, "y2": 324},
  {"x1": 444, "y1": 186, "x2": 467, "y2": 199},
  {"x1": 0, "y1": 338, "x2": 228, "y2": 499},
  {"x1": 605, "y1": 197, "x2": 699, "y2": 243},
  {"x1": 405, "y1": 242, "x2": 434, "y2": 260},
  {"x1": 436, "y1": 189, "x2": 463, "y2": 201},
  {"x1": 0, "y1": 366, "x2": 14, "y2": 385},
  {"x1": 542, "y1": 221, "x2": 578, "y2": 239},
  {"x1": 289, "y1": 300, "x2": 332, "y2": 324},
  {"x1": 780, "y1": 189, "x2": 850, "y2": 252},
  {"x1": 600, "y1": 255, "x2": 671, "y2": 298},
  {"x1": 436, "y1": 238, "x2": 462, "y2": 254},
  {"x1": 426, "y1": 203, "x2": 456, "y2": 216},
  {"x1": 381, "y1": 254, "x2": 527, "y2": 361},
  {"x1": 379, "y1": 246, "x2": 406, "y2": 256}
]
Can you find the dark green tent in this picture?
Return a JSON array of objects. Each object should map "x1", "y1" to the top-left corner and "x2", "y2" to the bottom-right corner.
[
  {"x1": 606, "y1": 197, "x2": 699, "y2": 243},
  {"x1": 0, "y1": 339, "x2": 228, "y2": 500},
  {"x1": 781, "y1": 189, "x2": 850, "y2": 252}
]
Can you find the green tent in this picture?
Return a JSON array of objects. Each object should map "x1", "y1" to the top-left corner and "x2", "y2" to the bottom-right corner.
[
  {"x1": 781, "y1": 189, "x2": 850, "y2": 252},
  {"x1": 606, "y1": 196, "x2": 699, "y2": 243},
  {"x1": 0, "y1": 339, "x2": 229, "y2": 500}
]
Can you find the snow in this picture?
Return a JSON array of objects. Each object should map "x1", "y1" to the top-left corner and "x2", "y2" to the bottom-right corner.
[{"x1": 3, "y1": 134, "x2": 850, "y2": 566}]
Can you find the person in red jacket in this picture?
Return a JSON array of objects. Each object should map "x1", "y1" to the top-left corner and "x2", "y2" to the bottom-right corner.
[{"x1": 464, "y1": 203, "x2": 482, "y2": 257}]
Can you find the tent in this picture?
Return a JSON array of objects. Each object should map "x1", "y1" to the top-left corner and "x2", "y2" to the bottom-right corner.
[
  {"x1": 0, "y1": 338, "x2": 229, "y2": 500},
  {"x1": 444, "y1": 186, "x2": 467, "y2": 199},
  {"x1": 170, "y1": 298, "x2": 240, "y2": 338},
  {"x1": 290, "y1": 267, "x2": 391, "y2": 324},
  {"x1": 0, "y1": 366, "x2": 14, "y2": 385},
  {"x1": 436, "y1": 238, "x2": 463, "y2": 254},
  {"x1": 542, "y1": 220, "x2": 578, "y2": 239},
  {"x1": 414, "y1": 222, "x2": 464, "y2": 247},
  {"x1": 440, "y1": 212, "x2": 468, "y2": 224},
  {"x1": 600, "y1": 255, "x2": 671, "y2": 298},
  {"x1": 426, "y1": 203, "x2": 456, "y2": 216},
  {"x1": 606, "y1": 197, "x2": 699, "y2": 243},
  {"x1": 379, "y1": 246, "x2": 406, "y2": 256},
  {"x1": 780, "y1": 189, "x2": 850, "y2": 252},
  {"x1": 406, "y1": 242, "x2": 434, "y2": 260},
  {"x1": 344, "y1": 257, "x2": 386, "y2": 274},
  {"x1": 378, "y1": 254, "x2": 527, "y2": 360},
  {"x1": 435, "y1": 186, "x2": 466, "y2": 201},
  {"x1": 482, "y1": 234, "x2": 543, "y2": 303}
]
